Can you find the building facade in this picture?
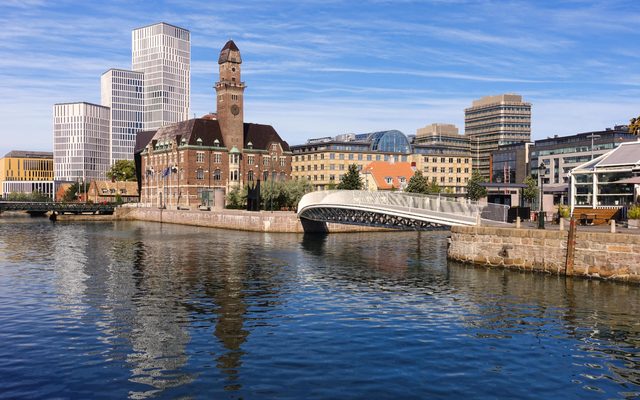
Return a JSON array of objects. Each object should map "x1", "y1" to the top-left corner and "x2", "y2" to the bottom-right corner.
[
  {"x1": 101, "y1": 68, "x2": 144, "y2": 164},
  {"x1": 138, "y1": 41, "x2": 292, "y2": 208},
  {"x1": 529, "y1": 127, "x2": 636, "y2": 186},
  {"x1": 53, "y1": 102, "x2": 111, "y2": 183},
  {"x1": 411, "y1": 147, "x2": 472, "y2": 194},
  {"x1": 132, "y1": 22, "x2": 190, "y2": 130},
  {"x1": 291, "y1": 131, "x2": 413, "y2": 191},
  {"x1": 569, "y1": 141, "x2": 640, "y2": 211},
  {"x1": 414, "y1": 123, "x2": 469, "y2": 152},
  {"x1": 0, "y1": 151, "x2": 54, "y2": 199},
  {"x1": 465, "y1": 94, "x2": 531, "y2": 178},
  {"x1": 490, "y1": 142, "x2": 532, "y2": 185}
]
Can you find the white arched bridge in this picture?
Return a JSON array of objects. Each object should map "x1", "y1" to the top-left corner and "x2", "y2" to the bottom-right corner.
[{"x1": 297, "y1": 190, "x2": 509, "y2": 230}]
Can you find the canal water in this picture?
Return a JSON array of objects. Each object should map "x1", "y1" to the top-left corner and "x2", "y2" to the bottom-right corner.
[{"x1": 0, "y1": 219, "x2": 639, "y2": 399}]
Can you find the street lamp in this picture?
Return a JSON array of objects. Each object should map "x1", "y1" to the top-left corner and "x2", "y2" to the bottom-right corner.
[
  {"x1": 588, "y1": 133, "x2": 601, "y2": 160},
  {"x1": 538, "y1": 161, "x2": 546, "y2": 229}
]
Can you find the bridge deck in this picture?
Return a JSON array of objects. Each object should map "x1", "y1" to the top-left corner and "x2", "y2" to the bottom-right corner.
[{"x1": 297, "y1": 190, "x2": 508, "y2": 230}]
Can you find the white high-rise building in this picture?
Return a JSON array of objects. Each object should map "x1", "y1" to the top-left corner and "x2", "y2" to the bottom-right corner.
[
  {"x1": 132, "y1": 22, "x2": 190, "y2": 131},
  {"x1": 53, "y1": 102, "x2": 110, "y2": 182},
  {"x1": 101, "y1": 68, "x2": 144, "y2": 164}
]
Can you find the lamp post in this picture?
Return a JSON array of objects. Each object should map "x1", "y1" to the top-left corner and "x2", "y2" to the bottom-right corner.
[
  {"x1": 538, "y1": 161, "x2": 546, "y2": 229},
  {"x1": 588, "y1": 133, "x2": 601, "y2": 160}
]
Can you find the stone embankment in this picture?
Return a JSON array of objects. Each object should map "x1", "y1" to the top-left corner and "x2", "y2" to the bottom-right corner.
[
  {"x1": 115, "y1": 206, "x2": 389, "y2": 233},
  {"x1": 448, "y1": 226, "x2": 640, "y2": 283}
]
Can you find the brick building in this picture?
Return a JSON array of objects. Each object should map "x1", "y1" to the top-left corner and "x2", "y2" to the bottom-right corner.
[{"x1": 137, "y1": 40, "x2": 292, "y2": 208}]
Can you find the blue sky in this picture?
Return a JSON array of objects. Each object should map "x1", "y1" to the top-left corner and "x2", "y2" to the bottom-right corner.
[{"x1": 1, "y1": 0, "x2": 639, "y2": 156}]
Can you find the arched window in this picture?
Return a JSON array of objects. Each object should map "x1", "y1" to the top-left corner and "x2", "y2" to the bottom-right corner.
[
  {"x1": 263, "y1": 171, "x2": 269, "y2": 181},
  {"x1": 247, "y1": 170, "x2": 254, "y2": 181},
  {"x1": 280, "y1": 172, "x2": 286, "y2": 181},
  {"x1": 213, "y1": 169, "x2": 221, "y2": 181},
  {"x1": 196, "y1": 168, "x2": 204, "y2": 180}
]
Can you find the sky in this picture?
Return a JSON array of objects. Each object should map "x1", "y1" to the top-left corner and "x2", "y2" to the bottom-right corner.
[{"x1": 1, "y1": 0, "x2": 639, "y2": 156}]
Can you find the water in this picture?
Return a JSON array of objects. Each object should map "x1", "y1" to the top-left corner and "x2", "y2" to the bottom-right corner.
[{"x1": 0, "y1": 218, "x2": 639, "y2": 399}]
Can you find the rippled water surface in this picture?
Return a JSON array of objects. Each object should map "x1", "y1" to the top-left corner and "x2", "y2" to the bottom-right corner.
[{"x1": 1, "y1": 218, "x2": 639, "y2": 399}]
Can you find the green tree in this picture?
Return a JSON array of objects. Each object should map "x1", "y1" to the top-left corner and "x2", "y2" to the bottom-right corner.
[
  {"x1": 427, "y1": 178, "x2": 442, "y2": 194},
  {"x1": 226, "y1": 185, "x2": 247, "y2": 209},
  {"x1": 405, "y1": 170, "x2": 429, "y2": 194},
  {"x1": 630, "y1": 116, "x2": 640, "y2": 135},
  {"x1": 522, "y1": 175, "x2": 538, "y2": 206},
  {"x1": 106, "y1": 160, "x2": 137, "y2": 181},
  {"x1": 466, "y1": 170, "x2": 488, "y2": 201},
  {"x1": 284, "y1": 179, "x2": 313, "y2": 209},
  {"x1": 337, "y1": 164, "x2": 363, "y2": 190},
  {"x1": 62, "y1": 182, "x2": 87, "y2": 202}
]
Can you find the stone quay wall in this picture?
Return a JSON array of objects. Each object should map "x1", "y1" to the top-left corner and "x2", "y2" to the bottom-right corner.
[
  {"x1": 115, "y1": 206, "x2": 390, "y2": 233},
  {"x1": 448, "y1": 226, "x2": 640, "y2": 283}
]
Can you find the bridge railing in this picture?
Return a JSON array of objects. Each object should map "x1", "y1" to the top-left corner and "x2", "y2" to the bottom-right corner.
[{"x1": 297, "y1": 190, "x2": 509, "y2": 223}]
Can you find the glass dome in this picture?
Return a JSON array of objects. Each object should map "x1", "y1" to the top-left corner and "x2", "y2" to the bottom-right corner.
[{"x1": 367, "y1": 130, "x2": 412, "y2": 153}]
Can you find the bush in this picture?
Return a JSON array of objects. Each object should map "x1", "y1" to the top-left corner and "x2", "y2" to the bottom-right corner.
[
  {"x1": 628, "y1": 205, "x2": 640, "y2": 219},
  {"x1": 557, "y1": 205, "x2": 570, "y2": 218}
]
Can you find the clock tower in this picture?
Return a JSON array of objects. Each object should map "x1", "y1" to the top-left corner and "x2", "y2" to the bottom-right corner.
[{"x1": 215, "y1": 40, "x2": 245, "y2": 149}]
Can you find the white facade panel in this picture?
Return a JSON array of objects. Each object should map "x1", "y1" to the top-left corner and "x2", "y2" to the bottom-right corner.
[
  {"x1": 53, "y1": 102, "x2": 111, "y2": 182},
  {"x1": 101, "y1": 69, "x2": 144, "y2": 164},
  {"x1": 132, "y1": 22, "x2": 190, "y2": 130}
]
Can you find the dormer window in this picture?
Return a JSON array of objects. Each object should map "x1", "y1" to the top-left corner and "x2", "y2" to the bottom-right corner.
[
  {"x1": 214, "y1": 139, "x2": 220, "y2": 147},
  {"x1": 196, "y1": 138, "x2": 203, "y2": 146}
]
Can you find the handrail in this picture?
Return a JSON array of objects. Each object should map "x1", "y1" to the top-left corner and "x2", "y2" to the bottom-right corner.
[{"x1": 297, "y1": 190, "x2": 509, "y2": 225}]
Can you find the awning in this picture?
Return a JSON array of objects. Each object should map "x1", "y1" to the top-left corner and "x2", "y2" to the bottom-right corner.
[
  {"x1": 614, "y1": 176, "x2": 640, "y2": 184},
  {"x1": 544, "y1": 184, "x2": 568, "y2": 194}
]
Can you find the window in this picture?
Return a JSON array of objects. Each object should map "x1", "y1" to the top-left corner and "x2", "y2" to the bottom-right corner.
[
  {"x1": 263, "y1": 157, "x2": 269, "y2": 166},
  {"x1": 280, "y1": 157, "x2": 286, "y2": 167},
  {"x1": 213, "y1": 169, "x2": 221, "y2": 181},
  {"x1": 385, "y1": 177, "x2": 393, "y2": 184},
  {"x1": 348, "y1": 154, "x2": 354, "y2": 160},
  {"x1": 367, "y1": 155, "x2": 372, "y2": 161},
  {"x1": 214, "y1": 153, "x2": 222, "y2": 163},
  {"x1": 248, "y1": 155, "x2": 254, "y2": 165},
  {"x1": 196, "y1": 152, "x2": 204, "y2": 163},
  {"x1": 196, "y1": 168, "x2": 204, "y2": 180},
  {"x1": 272, "y1": 143, "x2": 278, "y2": 151},
  {"x1": 440, "y1": 167, "x2": 445, "y2": 173},
  {"x1": 339, "y1": 154, "x2": 344, "y2": 160},
  {"x1": 358, "y1": 154, "x2": 363, "y2": 161},
  {"x1": 330, "y1": 153, "x2": 335, "y2": 160},
  {"x1": 263, "y1": 171, "x2": 269, "y2": 181}
]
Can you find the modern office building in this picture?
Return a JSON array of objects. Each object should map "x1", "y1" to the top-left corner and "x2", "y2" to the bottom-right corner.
[
  {"x1": 53, "y1": 102, "x2": 111, "y2": 183},
  {"x1": 530, "y1": 127, "x2": 635, "y2": 184},
  {"x1": 291, "y1": 130, "x2": 413, "y2": 191},
  {"x1": 0, "y1": 150, "x2": 54, "y2": 199},
  {"x1": 132, "y1": 22, "x2": 190, "y2": 130},
  {"x1": 100, "y1": 68, "x2": 144, "y2": 164},
  {"x1": 414, "y1": 123, "x2": 469, "y2": 152},
  {"x1": 490, "y1": 142, "x2": 532, "y2": 185},
  {"x1": 465, "y1": 94, "x2": 531, "y2": 178},
  {"x1": 137, "y1": 41, "x2": 292, "y2": 208}
]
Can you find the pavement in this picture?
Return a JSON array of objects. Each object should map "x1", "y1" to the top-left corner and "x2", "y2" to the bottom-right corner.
[{"x1": 512, "y1": 219, "x2": 640, "y2": 235}]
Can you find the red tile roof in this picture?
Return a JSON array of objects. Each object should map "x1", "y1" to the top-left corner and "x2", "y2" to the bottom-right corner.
[{"x1": 363, "y1": 161, "x2": 415, "y2": 190}]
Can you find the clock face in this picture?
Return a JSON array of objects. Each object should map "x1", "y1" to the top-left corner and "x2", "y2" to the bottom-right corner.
[{"x1": 231, "y1": 104, "x2": 240, "y2": 116}]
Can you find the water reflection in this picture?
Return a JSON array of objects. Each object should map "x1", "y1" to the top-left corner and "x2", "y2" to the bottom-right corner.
[{"x1": 0, "y1": 219, "x2": 639, "y2": 399}]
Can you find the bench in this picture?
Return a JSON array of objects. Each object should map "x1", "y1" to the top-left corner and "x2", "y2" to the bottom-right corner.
[{"x1": 573, "y1": 208, "x2": 620, "y2": 226}]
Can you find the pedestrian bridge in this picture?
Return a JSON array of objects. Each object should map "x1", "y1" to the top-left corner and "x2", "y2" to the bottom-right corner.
[
  {"x1": 297, "y1": 190, "x2": 508, "y2": 230},
  {"x1": 0, "y1": 201, "x2": 115, "y2": 215}
]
